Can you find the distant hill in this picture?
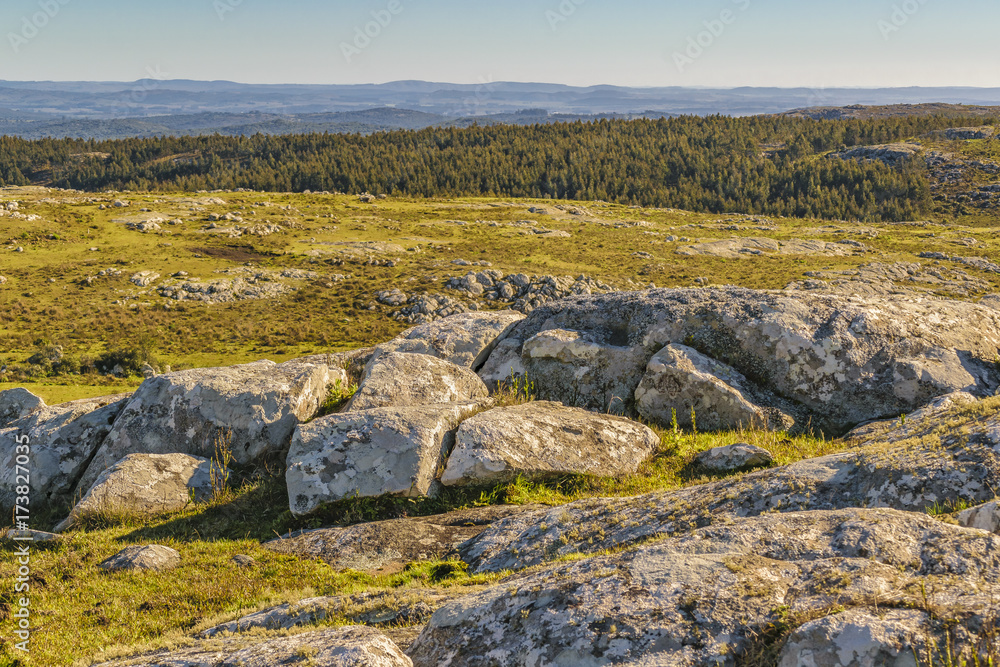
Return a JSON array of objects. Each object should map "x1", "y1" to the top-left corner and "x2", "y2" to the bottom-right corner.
[{"x1": 781, "y1": 103, "x2": 1000, "y2": 120}]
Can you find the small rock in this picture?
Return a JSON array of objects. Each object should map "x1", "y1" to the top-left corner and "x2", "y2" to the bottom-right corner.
[
  {"x1": 231, "y1": 554, "x2": 256, "y2": 568},
  {"x1": 695, "y1": 443, "x2": 774, "y2": 472},
  {"x1": 99, "y1": 545, "x2": 180, "y2": 572}
]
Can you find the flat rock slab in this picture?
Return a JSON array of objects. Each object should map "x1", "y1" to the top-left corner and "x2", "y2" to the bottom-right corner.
[
  {"x1": 100, "y1": 545, "x2": 181, "y2": 573},
  {"x1": 346, "y1": 352, "x2": 488, "y2": 411},
  {"x1": 286, "y1": 403, "x2": 482, "y2": 516},
  {"x1": 374, "y1": 311, "x2": 524, "y2": 369},
  {"x1": 94, "y1": 626, "x2": 412, "y2": 667},
  {"x1": 265, "y1": 505, "x2": 536, "y2": 575},
  {"x1": 0, "y1": 393, "x2": 130, "y2": 511},
  {"x1": 0, "y1": 387, "x2": 45, "y2": 427},
  {"x1": 56, "y1": 453, "x2": 224, "y2": 531},
  {"x1": 78, "y1": 358, "x2": 341, "y2": 494},
  {"x1": 410, "y1": 508, "x2": 991, "y2": 666},
  {"x1": 441, "y1": 401, "x2": 660, "y2": 487}
]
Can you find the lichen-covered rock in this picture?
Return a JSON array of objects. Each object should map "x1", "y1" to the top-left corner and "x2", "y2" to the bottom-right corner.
[
  {"x1": 411, "y1": 509, "x2": 998, "y2": 667},
  {"x1": 440, "y1": 402, "x2": 660, "y2": 487},
  {"x1": 483, "y1": 287, "x2": 1000, "y2": 434},
  {"x1": 265, "y1": 505, "x2": 535, "y2": 573},
  {"x1": 56, "y1": 453, "x2": 225, "y2": 531},
  {"x1": 286, "y1": 403, "x2": 481, "y2": 515},
  {"x1": 0, "y1": 387, "x2": 45, "y2": 427},
  {"x1": 778, "y1": 609, "x2": 932, "y2": 667},
  {"x1": 460, "y1": 395, "x2": 1000, "y2": 574},
  {"x1": 635, "y1": 343, "x2": 794, "y2": 431},
  {"x1": 695, "y1": 443, "x2": 774, "y2": 472},
  {"x1": 78, "y1": 359, "x2": 342, "y2": 494},
  {"x1": 99, "y1": 545, "x2": 180, "y2": 572},
  {"x1": 373, "y1": 311, "x2": 524, "y2": 369},
  {"x1": 95, "y1": 626, "x2": 412, "y2": 666},
  {"x1": 345, "y1": 353, "x2": 488, "y2": 411},
  {"x1": 0, "y1": 394, "x2": 130, "y2": 512},
  {"x1": 958, "y1": 500, "x2": 1000, "y2": 533}
]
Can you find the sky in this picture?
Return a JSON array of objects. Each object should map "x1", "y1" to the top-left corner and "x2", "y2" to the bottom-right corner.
[{"x1": 0, "y1": 0, "x2": 997, "y2": 88}]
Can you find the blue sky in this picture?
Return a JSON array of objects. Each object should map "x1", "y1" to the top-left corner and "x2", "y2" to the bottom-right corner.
[{"x1": 0, "y1": 0, "x2": 997, "y2": 87}]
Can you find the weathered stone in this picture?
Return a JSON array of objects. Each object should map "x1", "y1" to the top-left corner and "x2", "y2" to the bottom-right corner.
[
  {"x1": 957, "y1": 500, "x2": 1000, "y2": 533},
  {"x1": 56, "y1": 453, "x2": 225, "y2": 531},
  {"x1": 3, "y1": 529, "x2": 61, "y2": 543},
  {"x1": 441, "y1": 402, "x2": 660, "y2": 487},
  {"x1": 373, "y1": 311, "x2": 524, "y2": 369},
  {"x1": 635, "y1": 344, "x2": 794, "y2": 431},
  {"x1": 286, "y1": 403, "x2": 481, "y2": 516},
  {"x1": 0, "y1": 387, "x2": 45, "y2": 427},
  {"x1": 484, "y1": 287, "x2": 1000, "y2": 435},
  {"x1": 460, "y1": 394, "x2": 1000, "y2": 574},
  {"x1": 476, "y1": 338, "x2": 525, "y2": 390},
  {"x1": 779, "y1": 609, "x2": 932, "y2": 667},
  {"x1": 345, "y1": 353, "x2": 488, "y2": 411},
  {"x1": 78, "y1": 359, "x2": 341, "y2": 494},
  {"x1": 94, "y1": 626, "x2": 412, "y2": 666},
  {"x1": 411, "y1": 509, "x2": 996, "y2": 667},
  {"x1": 99, "y1": 545, "x2": 181, "y2": 573},
  {"x1": 0, "y1": 394, "x2": 130, "y2": 511},
  {"x1": 696, "y1": 443, "x2": 774, "y2": 472}
]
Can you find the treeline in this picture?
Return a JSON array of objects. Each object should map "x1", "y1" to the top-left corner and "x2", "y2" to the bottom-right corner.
[{"x1": 1, "y1": 113, "x2": 993, "y2": 221}]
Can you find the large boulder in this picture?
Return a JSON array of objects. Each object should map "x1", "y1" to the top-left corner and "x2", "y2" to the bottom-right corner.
[
  {"x1": 440, "y1": 401, "x2": 660, "y2": 487},
  {"x1": 286, "y1": 403, "x2": 482, "y2": 516},
  {"x1": 265, "y1": 506, "x2": 533, "y2": 574},
  {"x1": 0, "y1": 387, "x2": 45, "y2": 427},
  {"x1": 78, "y1": 359, "x2": 342, "y2": 494},
  {"x1": 0, "y1": 393, "x2": 130, "y2": 511},
  {"x1": 373, "y1": 311, "x2": 524, "y2": 369},
  {"x1": 409, "y1": 509, "x2": 992, "y2": 667},
  {"x1": 635, "y1": 343, "x2": 794, "y2": 431},
  {"x1": 481, "y1": 287, "x2": 1000, "y2": 434},
  {"x1": 94, "y1": 626, "x2": 412, "y2": 667},
  {"x1": 56, "y1": 453, "x2": 225, "y2": 531},
  {"x1": 459, "y1": 394, "x2": 1000, "y2": 574},
  {"x1": 345, "y1": 353, "x2": 489, "y2": 412}
]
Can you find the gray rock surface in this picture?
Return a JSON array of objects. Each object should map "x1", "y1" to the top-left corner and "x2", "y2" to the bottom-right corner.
[
  {"x1": 78, "y1": 359, "x2": 341, "y2": 494},
  {"x1": 95, "y1": 626, "x2": 412, "y2": 666},
  {"x1": 56, "y1": 453, "x2": 224, "y2": 531},
  {"x1": 635, "y1": 344, "x2": 794, "y2": 431},
  {"x1": 286, "y1": 403, "x2": 481, "y2": 515},
  {"x1": 0, "y1": 394, "x2": 130, "y2": 511},
  {"x1": 373, "y1": 311, "x2": 524, "y2": 369},
  {"x1": 460, "y1": 394, "x2": 1000, "y2": 573},
  {"x1": 695, "y1": 443, "x2": 774, "y2": 472},
  {"x1": 99, "y1": 545, "x2": 181, "y2": 573},
  {"x1": 411, "y1": 509, "x2": 995, "y2": 667},
  {"x1": 440, "y1": 402, "x2": 660, "y2": 487},
  {"x1": 0, "y1": 387, "x2": 45, "y2": 427},
  {"x1": 830, "y1": 142, "x2": 923, "y2": 166},
  {"x1": 957, "y1": 500, "x2": 1000, "y2": 533},
  {"x1": 676, "y1": 237, "x2": 864, "y2": 258},
  {"x1": 346, "y1": 353, "x2": 489, "y2": 411},
  {"x1": 482, "y1": 287, "x2": 1000, "y2": 434},
  {"x1": 779, "y1": 609, "x2": 932, "y2": 667}
]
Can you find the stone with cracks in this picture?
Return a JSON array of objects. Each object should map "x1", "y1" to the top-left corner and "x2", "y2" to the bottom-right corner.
[
  {"x1": 482, "y1": 287, "x2": 1000, "y2": 435},
  {"x1": 695, "y1": 443, "x2": 774, "y2": 472},
  {"x1": 99, "y1": 545, "x2": 181, "y2": 573},
  {"x1": 56, "y1": 453, "x2": 226, "y2": 531},
  {"x1": 0, "y1": 394, "x2": 130, "y2": 512},
  {"x1": 93, "y1": 626, "x2": 412, "y2": 666},
  {"x1": 778, "y1": 609, "x2": 932, "y2": 667},
  {"x1": 78, "y1": 359, "x2": 342, "y2": 494},
  {"x1": 286, "y1": 403, "x2": 481, "y2": 516},
  {"x1": 440, "y1": 401, "x2": 660, "y2": 487},
  {"x1": 410, "y1": 509, "x2": 993, "y2": 667},
  {"x1": 958, "y1": 500, "x2": 1000, "y2": 533},
  {"x1": 0, "y1": 387, "x2": 45, "y2": 427},
  {"x1": 372, "y1": 311, "x2": 524, "y2": 369},
  {"x1": 345, "y1": 353, "x2": 489, "y2": 412}
]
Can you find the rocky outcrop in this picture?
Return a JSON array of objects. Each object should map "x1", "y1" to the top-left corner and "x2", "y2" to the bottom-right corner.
[
  {"x1": 100, "y1": 545, "x2": 181, "y2": 573},
  {"x1": 286, "y1": 403, "x2": 482, "y2": 516},
  {"x1": 56, "y1": 453, "x2": 224, "y2": 531},
  {"x1": 410, "y1": 509, "x2": 996, "y2": 666},
  {"x1": 78, "y1": 359, "x2": 341, "y2": 494},
  {"x1": 440, "y1": 402, "x2": 660, "y2": 487},
  {"x1": 95, "y1": 626, "x2": 412, "y2": 666},
  {"x1": 345, "y1": 353, "x2": 488, "y2": 411},
  {"x1": 480, "y1": 287, "x2": 1000, "y2": 434},
  {"x1": 830, "y1": 142, "x2": 922, "y2": 166},
  {"x1": 0, "y1": 394, "x2": 130, "y2": 511},
  {"x1": 0, "y1": 387, "x2": 45, "y2": 427},
  {"x1": 676, "y1": 237, "x2": 866, "y2": 258},
  {"x1": 373, "y1": 311, "x2": 524, "y2": 369},
  {"x1": 459, "y1": 394, "x2": 1000, "y2": 574},
  {"x1": 778, "y1": 609, "x2": 933, "y2": 667}
]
